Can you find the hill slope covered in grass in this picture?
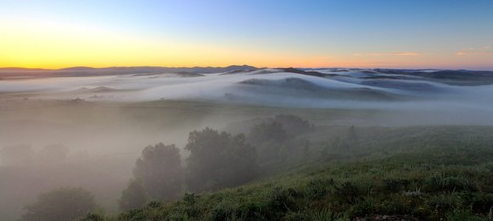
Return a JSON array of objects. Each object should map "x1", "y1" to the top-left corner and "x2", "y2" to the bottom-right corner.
[{"x1": 81, "y1": 126, "x2": 493, "y2": 221}]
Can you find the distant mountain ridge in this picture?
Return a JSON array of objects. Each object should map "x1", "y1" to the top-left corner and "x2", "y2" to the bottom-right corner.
[
  {"x1": 0, "y1": 65, "x2": 257, "y2": 78},
  {"x1": 1, "y1": 66, "x2": 493, "y2": 87}
]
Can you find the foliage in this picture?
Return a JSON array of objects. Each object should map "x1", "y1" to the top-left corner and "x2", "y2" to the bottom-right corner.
[
  {"x1": 19, "y1": 187, "x2": 96, "y2": 221},
  {"x1": 248, "y1": 115, "x2": 313, "y2": 166},
  {"x1": 132, "y1": 143, "x2": 184, "y2": 202},
  {"x1": 80, "y1": 125, "x2": 493, "y2": 221},
  {"x1": 186, "y1": 128, "x2": 257, "y2": 192},
  {"x1": 118, "y1": 179, "x2": 147, "y2": 211},
  {"x1": 80, "y1": 213, "x2": 106, "y2": 221},
  {"x1": 248, "y1": 121, "x2": 288, "y2": 146},
  {"x1": 272, "y1": 114, "x2": 313, "y2": 136}
]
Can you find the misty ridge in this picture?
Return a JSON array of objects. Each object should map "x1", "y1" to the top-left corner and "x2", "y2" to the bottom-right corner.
[
  {"x1": 2, "y1": 66, "x2": 493, "y2": 112},
  {"x1": 2, "y1": 66, "x2": 493, "y2": 221}
]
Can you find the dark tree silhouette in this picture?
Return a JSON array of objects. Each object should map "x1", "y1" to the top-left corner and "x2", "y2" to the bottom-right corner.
[
  {"x1": 273, "y1": 114, "x2": 313, "y2": 135},
  {"x1": 186, "y1": 128, "x2": 257, "y2": 192},
  {"x1": 248, "y1": 121, "x2": 288, "y2": 146},
  {"x1": 248, "y1": 121, "x2": 288, "y2": 163},
  {"x1": 118, "y1": 179, "x2": 147, "y2": 211},
  {"x1": 19, "y1": 187, "x2": 96, "y2": 221},
  {"x1": 133, "y1": 143, "x2": 184, "y2": 202}
]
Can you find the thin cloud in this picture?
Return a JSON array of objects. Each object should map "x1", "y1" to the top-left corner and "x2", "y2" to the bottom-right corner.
[
  {"x1": 353, "y1": 53, "x2": 383, "y2": 57},
  {"x1": 353, "y1": 52, "x2": 420, "y2": 57},
  {"x1": 390, "y1": 52, "x2": 420, "y2": 56},
  {"x1": 456, "y1": 46, "x2": 492, "y2": 56}
]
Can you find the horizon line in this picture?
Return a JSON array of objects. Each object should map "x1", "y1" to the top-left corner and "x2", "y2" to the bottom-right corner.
[{"x1": 1, "y1": 65, "x2": 492, "y2": 72}]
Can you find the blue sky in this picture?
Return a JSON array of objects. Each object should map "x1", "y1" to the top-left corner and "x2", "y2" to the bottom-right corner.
[{"x1": 1, "y1": 0, "x2": 492, "y2": 69}]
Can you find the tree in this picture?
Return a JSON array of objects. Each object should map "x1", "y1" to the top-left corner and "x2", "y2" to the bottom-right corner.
[
  {"x1": 222, "y1": 133, "x2": 257, "y2": 186},
  {"x1": 248, "y1": 121, "x2": 288, "y2": 146},
  {"x1": 132, "y1": 143, "x2": 183, "y2": 202},
  {"x1": 273, "y1": 114, "x2": 313, "y2": 135},
  {"x1": 19, "y1": 187, "x2": 96, "y2": 221},
  {"x1": 118, "y1": 179, "x2": 147, "y2": 211},
  {"x1": 248, "y1": 121, "x2": 288, "y2": 163},
  {"x1": 186, "y1": 128, "x2": 257, "y2": 192}
]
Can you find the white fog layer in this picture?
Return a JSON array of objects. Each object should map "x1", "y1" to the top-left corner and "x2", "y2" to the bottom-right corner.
[{"x1": 1, "y1": 67, "x2": 493, "y2": 220}]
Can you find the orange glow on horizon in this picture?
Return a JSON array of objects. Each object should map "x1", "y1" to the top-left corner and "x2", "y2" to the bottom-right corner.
[{"x1": 1, "y1": 19, "x2": 492, "y2": 70}]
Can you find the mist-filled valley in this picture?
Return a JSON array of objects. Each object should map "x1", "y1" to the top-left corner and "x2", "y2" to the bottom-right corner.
[{"x1": 2, "y1": 67, "x2": 493, "y2": 221}]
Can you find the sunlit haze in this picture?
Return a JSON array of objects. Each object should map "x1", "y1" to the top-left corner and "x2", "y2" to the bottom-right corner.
[
  {"x1": 3, "y1": 2, "x2": 493, "y2": 221},
  {"x1": 1, "y1": 0, "x2": 492, "y2": 69}
]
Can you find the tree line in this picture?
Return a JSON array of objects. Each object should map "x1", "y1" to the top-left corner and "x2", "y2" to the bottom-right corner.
[
  {"x1": 119, "y1": 114, "x2": 313, "y2": 211},
  {"x1": 18, "y1": 114, "x2": 317, "y2": 221}
]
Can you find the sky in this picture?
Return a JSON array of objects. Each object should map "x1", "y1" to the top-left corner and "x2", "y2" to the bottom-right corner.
[{"x1": 0, "y1": 0, "x2": 492, "y2": 69}]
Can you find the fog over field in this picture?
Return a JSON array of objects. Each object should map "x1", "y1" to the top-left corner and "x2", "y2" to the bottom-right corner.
[
  {"x1": 1, "y1": 67, "x2": 493, "y2": 220},
  {"x1": 2, "y1": 67, "x2": 493, "y2": 108}
]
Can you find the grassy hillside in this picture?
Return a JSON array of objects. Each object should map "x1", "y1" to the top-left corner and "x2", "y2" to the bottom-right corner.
[{"x1": 81, "y1": 125, "x2": 493, "y2": 221}]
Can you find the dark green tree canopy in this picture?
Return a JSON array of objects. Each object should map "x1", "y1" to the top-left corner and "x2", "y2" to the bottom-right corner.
[
  {"x1": 247, "y1": 115, "x2": 314, "y2": 165},
  {"x1": 248, "y1": 121, "x2": 288, "y2": 146},
  {"x1": 186, "y1": 128, "x2": 257, "y2": 192},
  {"x1": 133, "y1": 143, "x2": 184, "y2": 202},
  {"x1": 118, "y1": 179, "x2": 147, "y2": 211},
  {"x1": 273, "y1": 114, "x2": 313, "y2": 135},
  {"x1": 19, "y1": 187, "x2": 96, "y2": 221}
]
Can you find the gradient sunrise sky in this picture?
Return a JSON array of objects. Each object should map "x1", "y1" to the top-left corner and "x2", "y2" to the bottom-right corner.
[{"x1": 1, "y1": 0, "x2": 492, "y2": 69}]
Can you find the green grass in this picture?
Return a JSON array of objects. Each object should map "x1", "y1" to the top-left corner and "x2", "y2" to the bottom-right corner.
[{"x1": 80, "y1": 125, "x2": 493, "y2": 221}]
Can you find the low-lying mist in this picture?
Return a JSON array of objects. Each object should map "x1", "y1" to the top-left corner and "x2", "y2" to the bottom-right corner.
[
  {"x1": 1, "y1": 68, "x2": 493, "y2": 220},
  {"x1": 2, "y1": 68, "x2": 493, "y2": 112}
]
